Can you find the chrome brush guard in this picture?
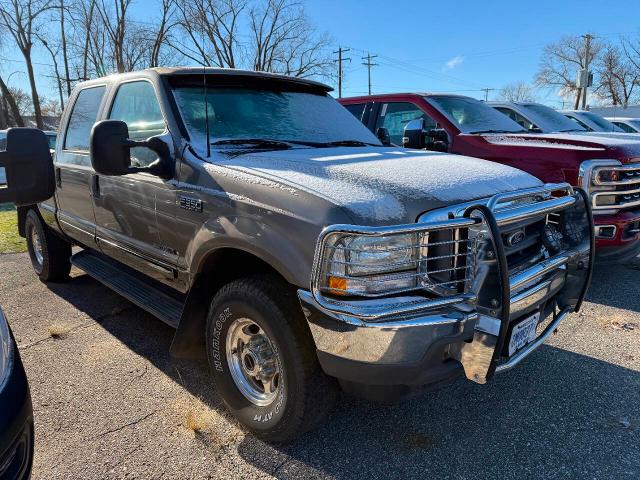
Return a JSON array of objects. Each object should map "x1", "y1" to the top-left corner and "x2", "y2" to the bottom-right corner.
[{"x1": 306, "y1": 183, "x2": 594, "y2": 385}]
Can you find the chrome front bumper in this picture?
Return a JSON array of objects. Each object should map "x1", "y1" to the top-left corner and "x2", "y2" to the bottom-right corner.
[{"x1": 299, "y1": 185, "x2": 594, "y2": 387}]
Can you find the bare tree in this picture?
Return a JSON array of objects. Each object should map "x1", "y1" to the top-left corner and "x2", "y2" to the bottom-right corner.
[
  {"x1": 149, "y1": 0, "x2": 177, "y2": 67},
  {"x1": 171, "y1": 0, "x2": 331, "y2": 78},
  {"x1": 172, "y1": 0, "x2": 246, "y2": 67},
  {"x1": 71, "y1": 0, "x2": 100, "y2": 81},
  {"x1": 0, "y1": 0, "x2": 56, "y2": 128},
  {"x1": 249, "y1": 0, "x2": 332, "y2": 78},
  {"x1": 498, "y1": 82, "x2": 536, "y2": 102},
  {"x1": 536, "y1": 35, "x2": 602, "y2": 109},
  {"x1": 59, "y1": 0, "x2": 71, "y2": 95},
  {"x1": 94, "y1": 0, "x2": 131, "y2": 73},
  {"x1": 0, "y1": 77, "x2": 25, "y2": 127},
  {"x1": 595, "y1": 43, "x2": 639, "y2": 106},
  {"x1": 37, "y1": 33, "x2": 66, "y2": 109}
]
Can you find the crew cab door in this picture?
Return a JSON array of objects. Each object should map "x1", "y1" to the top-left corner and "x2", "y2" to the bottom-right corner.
[
  {"x1": 54, "y1": 85, "x2": 107, "y2": 248},
  {"x1": 92, "y1": 80, "x2": 179, "y2": 284}
]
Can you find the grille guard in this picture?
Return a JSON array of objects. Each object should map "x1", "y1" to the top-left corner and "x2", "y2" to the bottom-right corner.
[{"x1": 310, "y1": 183, "x2": 594, "y2": 384}]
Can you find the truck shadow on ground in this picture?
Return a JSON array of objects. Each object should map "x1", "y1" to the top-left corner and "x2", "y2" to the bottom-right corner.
[
  {"x1": 47, "y1": 272, "x2": 640, "y2": 480},
  {"x1": 586, "y1": 258, "x2": 640, "y2": 313}
]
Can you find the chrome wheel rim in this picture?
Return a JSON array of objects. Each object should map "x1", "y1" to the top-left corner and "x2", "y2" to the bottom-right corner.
[
  {"x1": 31, "y1": 227, "x2": 43, "y2": 266},
  {"x1": 225, "y1": 318, "x2": 281, "y2": 406}
]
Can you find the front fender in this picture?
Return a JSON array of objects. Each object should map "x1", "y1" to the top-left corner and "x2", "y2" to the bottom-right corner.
[{"x1": 188, "y1": 213, "x2": 321, "y2": 289}]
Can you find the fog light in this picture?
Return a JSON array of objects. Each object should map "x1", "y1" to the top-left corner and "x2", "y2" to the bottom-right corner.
[
  {"x1": 595, "y1": 194, "x2": 617, "y2": 206},
  {"x1": 542, "y1": 224, "x2": 563, "y2": 253}
]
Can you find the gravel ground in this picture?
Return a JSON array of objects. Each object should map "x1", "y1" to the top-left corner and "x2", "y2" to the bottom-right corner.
[{"x1": 1, "y1": 252, "x2": 639, "y2": 480}]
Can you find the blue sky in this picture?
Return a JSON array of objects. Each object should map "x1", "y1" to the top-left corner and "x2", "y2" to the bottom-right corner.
[
  {"x1": 3, "y1": 0, "x2": 640, "y2": 107},
  {"x1": 304, "y1": 0, "x2": 640, "y2": 104}
]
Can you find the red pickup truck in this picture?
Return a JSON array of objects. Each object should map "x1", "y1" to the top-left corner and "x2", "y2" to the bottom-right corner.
[{"x1": 340, "y1": 93, "x2": 640, "y2": 261}]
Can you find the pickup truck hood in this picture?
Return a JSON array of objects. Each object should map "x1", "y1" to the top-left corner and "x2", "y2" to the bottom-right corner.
[
  {"x1": 208, "y1": 146, "x2": 542, "y2": 225},
  {"x1": 480, "y1": 132, "x2": 640, "y2": 161}
]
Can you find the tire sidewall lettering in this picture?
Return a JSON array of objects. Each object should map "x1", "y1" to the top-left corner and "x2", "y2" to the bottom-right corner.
[{"x1": 211, "y1": 307, "x2": 232, "y2": 372}]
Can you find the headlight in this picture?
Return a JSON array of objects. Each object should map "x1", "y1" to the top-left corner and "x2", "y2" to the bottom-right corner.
[
  {"x1": 322, "y1": 233, "x2": 418, "y2": 296},
  {"x1": 0, "y1": 308, "x2": 14, "y2": 389},
  {"x1": 316, "y1": 224, "x2": 475, "y2": 298},
  {"x1": 578, "y1": 159, "x2": 621, "y2": 192},
  {"x1": 594, "y1": 169, "x2": 621, "y2": 184}
]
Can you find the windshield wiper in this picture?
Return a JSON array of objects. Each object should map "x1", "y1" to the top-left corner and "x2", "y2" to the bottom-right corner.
[
  {"x1": 469, "y1": 129, "x2": 527, "y2": 134},
  {"x1": 211, "y1": 138, "x2": 294, "y2": 149},
  {"x1": 322, "y1": 139, "x2": 380, "y2": 147},
  {"x1": 559, "y1": 129, "x2": 585, "y2": 133}
]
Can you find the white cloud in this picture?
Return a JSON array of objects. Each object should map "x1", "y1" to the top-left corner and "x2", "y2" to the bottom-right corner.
[{"x1": 443, "y1": 55, "x2": 464, "y2": 72}]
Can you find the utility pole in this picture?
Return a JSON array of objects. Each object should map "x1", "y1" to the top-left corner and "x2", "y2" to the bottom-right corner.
[
  {"x1": 333, "y1": 47, "x2": 351, "y2": 98},
  {"x1": 581, "y1": 34, "x2": 594, "y2": 109},
  {"x1": 481, "y1": 88, "x2": 495, "y2": 101},
  {"x1": 361, "y1": 53, "x2": 378, "y2": 96}
]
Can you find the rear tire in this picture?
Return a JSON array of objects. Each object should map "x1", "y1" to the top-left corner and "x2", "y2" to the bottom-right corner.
[
  {"x1": 205, "y1": 275, "x2": 337, "y2": 443},
  {"x1": 25, "y1": 210, "x2": 71, "y2": 282}
]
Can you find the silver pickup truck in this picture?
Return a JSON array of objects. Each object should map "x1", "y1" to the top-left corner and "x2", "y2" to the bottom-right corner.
[{"x1": 0, "y1": 68, "x2": 593, "y2": 442}]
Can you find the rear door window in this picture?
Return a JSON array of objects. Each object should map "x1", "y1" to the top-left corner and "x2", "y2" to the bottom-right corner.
[
  {"x1": 64, "y1": 86, "x2": 106, "y2": 152},
  {"x1": 613, "y1": 122, "x2": 635, "y2": 133}
]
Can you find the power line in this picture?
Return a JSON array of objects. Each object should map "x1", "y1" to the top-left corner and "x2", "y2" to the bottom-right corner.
[
  {"x1": 361, "y1": 53, "x2": 378, "y2": 95},
  {"x1": 332, "y1": 47, "x2": 351, "y2": 98},
  {"x1": 481, "y1": 87, "x2": 496, "y2": 101}
]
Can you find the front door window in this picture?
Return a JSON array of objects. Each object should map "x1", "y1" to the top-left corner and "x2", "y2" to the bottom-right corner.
[
  {"x1": 375, "y1": 102, "x2": 436, "y2": 146},
  {"x1": 109, "y1": 81, "x2": 166, "y2": 167}
]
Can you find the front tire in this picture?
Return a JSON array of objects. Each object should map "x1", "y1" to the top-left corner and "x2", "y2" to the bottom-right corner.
[
  {"x1": 205, "y1": 275, "x2": 337, "y2": 443},
  {"x1": 25, "y1": 210, "x2": 71, "y2": 282}
]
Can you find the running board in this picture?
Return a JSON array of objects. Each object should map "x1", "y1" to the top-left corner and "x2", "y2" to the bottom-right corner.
[{"x1": 71, "y1": 250, "x2": 184, "y2": 328}]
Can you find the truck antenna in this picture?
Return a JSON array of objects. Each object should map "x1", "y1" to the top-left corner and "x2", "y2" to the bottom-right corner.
[
  {"x1": 201, "y1": 30, "x2": 211, "y2": 158},
  {"x1": 204, "y1": 66, "x2": 211, "y2": 158}
]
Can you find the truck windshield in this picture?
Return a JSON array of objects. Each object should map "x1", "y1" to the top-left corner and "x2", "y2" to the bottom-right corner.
[
  {"x1": 521, "y1": 104, "x2": 586, "y2": 132},
  {"x1": 172, "y1": 86, "x2": 381, "y2": 149},
  {"x1": 425, "y1": 95, "x2": 526, "y2": 134}
]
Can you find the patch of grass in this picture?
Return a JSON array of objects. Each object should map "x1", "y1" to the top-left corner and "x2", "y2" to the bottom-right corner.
[
  {"x1": 47, "y1": 323, "x2": 69, "y2": 339},
  {"x1": 0, "y1": 204, "x2": 26, "y2": 253},
  {"x1": 174, "y1": 398, "x2": 212, "y2": 435},
  {"x1": 184, "y1": 409, "x2": 209, "y2": 433}
]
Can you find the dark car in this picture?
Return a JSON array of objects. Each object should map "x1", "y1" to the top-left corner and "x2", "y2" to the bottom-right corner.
[{"x1": 0, "y1": 307, "x2": 34, "y2": 479}]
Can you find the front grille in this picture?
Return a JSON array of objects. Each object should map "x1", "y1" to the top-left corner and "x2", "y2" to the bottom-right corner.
[
  {"x1": 419, "y1": 228, "x2": 476, "y2": 296},
  {"x1": 500, "y1": 218, "x2": 545, "y2": 273}
]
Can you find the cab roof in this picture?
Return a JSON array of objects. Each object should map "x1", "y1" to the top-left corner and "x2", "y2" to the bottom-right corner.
[
  {"x1": 74, "y1": 67, "x2": 332, "y2": 91},
  {"x1": 340, "y1": 92, "x2": 475, "y2": 102}
]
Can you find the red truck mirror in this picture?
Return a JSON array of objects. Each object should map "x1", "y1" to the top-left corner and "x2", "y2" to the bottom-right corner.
[
  {"x1": 0, "y1": 128, "x2": 55, "y2": 206},
  {"x1": 403, "y1": 118, "x2": 426, "y2": 149}
]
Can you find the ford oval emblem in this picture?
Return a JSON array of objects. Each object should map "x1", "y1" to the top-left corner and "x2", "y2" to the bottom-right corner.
[{"x1": 506, "y1": 230, "x2": 526, "y2": 247}]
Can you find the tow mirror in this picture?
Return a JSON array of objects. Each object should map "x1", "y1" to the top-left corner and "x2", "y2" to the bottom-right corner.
[
  {"x1": 375, "y1": 127, "x2": 391, "y2": 146},
  {"x1": 90, "y1": 120, "x2": 172, "y2": 179},
  {"x1": 0, "y1": 128, "x2": 55, "y2": 206},
  {"x1": 425, "y1": 128, "x2": 449, "y2": 152},
  {"x1": 426, "y1": 129, "x2": 448, "y2": 143},
  {"x1": 402, "y1": 118, "x2": 426, "y2": 149}
]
